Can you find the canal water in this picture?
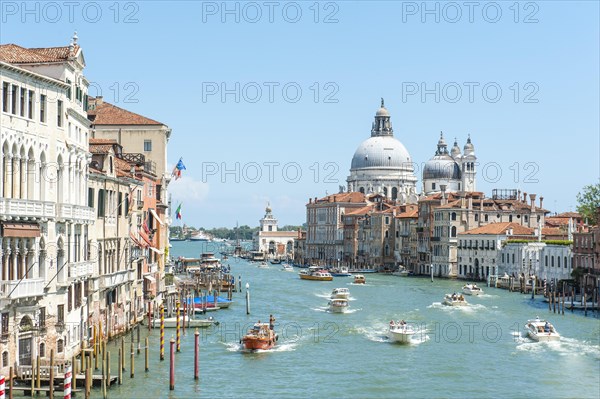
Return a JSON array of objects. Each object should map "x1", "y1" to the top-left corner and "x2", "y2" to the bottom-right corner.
[{"x1": 97, "y1": 241, "x2": 599, "y2": 398}]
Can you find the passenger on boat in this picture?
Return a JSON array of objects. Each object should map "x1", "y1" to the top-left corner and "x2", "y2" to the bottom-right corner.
[
  {"x1": 544, "y1": 322, "x2": 550, "y2": 333},
  {"x1": 269, "y1": 315, "x2": 276, "y2": 330},
  {"x1": 390, "y1": 320, "x2": 395, "y2": 326}
]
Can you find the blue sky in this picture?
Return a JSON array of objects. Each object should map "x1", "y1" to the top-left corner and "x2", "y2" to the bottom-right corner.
[{"x1": 2, "y1": 1, "x2": 599, "y2": 228}]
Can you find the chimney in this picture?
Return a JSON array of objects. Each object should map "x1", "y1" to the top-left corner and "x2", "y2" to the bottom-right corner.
[
  {"x1": 529, "y1": 194, "x2": 537, "y2": 212},
  {"x1": 309, "y1": 198, "x2": 312, "y2": 204},
  {"x1": 440, "y1": 184, "x2": 447, "y2": 205},
  {"x1": 539, "y1": 196, "x2": 544, "y2": 209},
  {"x1": 523, "y1": 192, "x2": 527, "y2": 203},
  {"x1": 96, "y1": 96, "x2": 104, "y2": 106}
]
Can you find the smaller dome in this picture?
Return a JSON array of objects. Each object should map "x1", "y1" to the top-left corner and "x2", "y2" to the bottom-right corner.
[{"x1": 423, "y1": 155, "x2": 461, "y2": 180}]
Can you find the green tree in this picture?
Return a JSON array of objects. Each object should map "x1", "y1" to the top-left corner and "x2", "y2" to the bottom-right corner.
[{"x1": 576, "y1": 183, "x2": 600, "y2": 225}]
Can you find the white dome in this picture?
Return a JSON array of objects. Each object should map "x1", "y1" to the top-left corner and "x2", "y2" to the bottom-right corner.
[{"x1": 351, "y1": 136, "x2": 413, "y2": 170}]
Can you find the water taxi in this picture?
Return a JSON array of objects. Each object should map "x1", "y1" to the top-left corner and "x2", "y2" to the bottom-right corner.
[
  {"x1": 392, "y1": 266, "x2": 410, "y2": 277},
  {"x1": 242, "y1": 322, "x2": 278, "y2": 350},
  {"x1": 331, "y1": 287, "x2": 350, "y2": 299},
  {"x1": 257, "y1": 261, "x2": 269, "y2": 268},
  {"x1": 388, "y1": 320, "x2": 416, "y2": 344},
  {"x1": 328, "y1": 298, "x2": 349, "y2": 313},
  {"x1": 281, "y1": 263, "x2": 294, "y2": 272},
  {"x1": 525, "y1": 317, "x2": 560, "y2": 342},
  {"x1": 462, "y1": 283, "x2": 483, "y2": 296},
  {"x1": 353, "y1": 274, "x2": 366, "y2": 284},
  {"x1": 299, "y1": 266, "x2": 333, "y2": 281},
  {"x1": 442, "y1": 293, "x2": 468, "y2": 306}
]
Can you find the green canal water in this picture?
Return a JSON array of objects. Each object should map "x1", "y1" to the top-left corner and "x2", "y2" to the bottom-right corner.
[{"x1": 96, "y1": 241, "x2": 599, "y2": 398}]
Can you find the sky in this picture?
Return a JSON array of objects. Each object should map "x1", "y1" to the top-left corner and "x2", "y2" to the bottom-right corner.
[{"x1": 2, "y1": 1, "x2": 599, "y2": 228}]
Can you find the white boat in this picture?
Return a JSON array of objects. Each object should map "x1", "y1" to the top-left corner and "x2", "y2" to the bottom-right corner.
[
  {"x1": 281, "y1": 263, "x2": 294, "y2": 272},
  {"x1": 331, "y1": 287, "x2": 350, "y2": 299},
  {"x1": 392, "y1": 266, "x2": 410, "y2": 277},
  {"x1": 257, "y1": 261, "x2": 269, "y2": 268},
  {"x1": 328, "y1": 298, "x2": 349, "y2": 313},
  {"x1": 353, "y1": 274, "x2": 366, "y2": 284},
  {"x1": 189, "y1": 231, "x2": 211, "y2": 241},
  {"x1": 151, "y1": 316, "x2": 215, "y2": 328},
  {"x1": 525, "y1": 317, "x2": 560, "y2": 342},
  {"x1": 462, "y1": 283, "x2": 483, "y2": 296},
  {"x1": 443, "y1": 293, "x2": 468, "y2": 306},
  {"x1": 387, "y1": 321, "x2": 416, "y2": 344}
]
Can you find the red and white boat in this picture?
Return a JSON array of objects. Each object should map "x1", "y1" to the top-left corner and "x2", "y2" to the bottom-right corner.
[{"x1": 242, "y1": 322, "x2": 278, "y2": 350}]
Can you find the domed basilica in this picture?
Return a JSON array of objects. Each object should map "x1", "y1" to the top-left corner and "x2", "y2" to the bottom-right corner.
[
  {"x1": 347, "y1": 99, "x2": 419, "y2": 203},
  {"x1": 346, "y1": 100, "x2": 477, "y2": 200}
]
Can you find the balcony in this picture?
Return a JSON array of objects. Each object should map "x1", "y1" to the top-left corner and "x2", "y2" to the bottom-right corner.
[
  {"x1": 68, "y1": 260, "x2": 95, "y2": 280},
  {"x1": 98, "y1": 270, "x2": 130, "y2": 289},
  {"x1": 0, "y1": 198, "x2": 55, "y2": 220},
  {"x1": 57, "y1": 204, "x2": 95, "y2": 221},
  {"x1": 0, "y1": 278, "x2": 45, "y2": 299}
]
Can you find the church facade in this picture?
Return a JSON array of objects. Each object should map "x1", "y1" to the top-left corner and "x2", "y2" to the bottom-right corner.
[{"x1": 253, "y1": 205, "x2": 297, "y2": 257}]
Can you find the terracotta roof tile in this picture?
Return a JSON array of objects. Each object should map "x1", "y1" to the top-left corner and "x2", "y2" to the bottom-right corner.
[
  {"x1": 313, "y1": 192, "x2": 366, "y2": 204},
  {"x1": 459, "y1": 222, "x2": 534, "y2": 236},
  {"x1": 89, "y1": 138, "x2": 118, "y2": 144},
  {"x1": 88, "y1": 98, "x2": 164, "y2": 126},
  {"x1": 345, "y1": 206, "x2": 374, "y2": 216},
  {"x1": 397, "y1": 209, "x2": 418, "y2": 218},
  {"x1": 0, "y1": 44, "x2": 80, "y2": 64}
]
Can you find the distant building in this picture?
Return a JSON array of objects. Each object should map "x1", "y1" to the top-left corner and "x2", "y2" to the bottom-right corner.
[
  {"x1": 253, "y1": 205, "x2": 297, "y2": 257},
  {"x1": 346, "y1": 100, "x2": 418, "y2": 203}
]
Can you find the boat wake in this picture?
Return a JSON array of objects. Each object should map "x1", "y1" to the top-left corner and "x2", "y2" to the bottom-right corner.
[
  {"x1": 516, "y1": 336, "x2": 600, "y2": 359},
  {"x1": 223, "y1": 340, "x2": 299, "y2": 353},
  {"x1": 355, "y1": 323, "x2": 429, "y2": 345},
  {"x1": 427, "y1": 302, "x2": 487, "y2": 312}
]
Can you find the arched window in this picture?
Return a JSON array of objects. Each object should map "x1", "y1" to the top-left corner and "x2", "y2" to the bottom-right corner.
[
  {"x1": 57, "y1": 339, "x2": 64, "y2": 353},
  {"x1": 40, "y1": 342, "x2": 45, "y2": 358},
  {"x1": 359, "y1": 187, "x2": 365, "y2": 194},
  {"x1": 391, "y1": 187, "x2": 398, "y2": 200},
  {"x1": 2, "y1": 351, "x2": 8, "y2": 367},
  {"x1": 451, "y1": 226, "x2": 457, "y2": 237},
  {"x1": 451, "y1": 212, "x2": 456, "y2": 221}
]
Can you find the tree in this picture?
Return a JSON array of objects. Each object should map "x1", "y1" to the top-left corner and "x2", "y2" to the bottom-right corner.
[{"x1": 576, "y1": 183, "x2": 600, "y2": 225}]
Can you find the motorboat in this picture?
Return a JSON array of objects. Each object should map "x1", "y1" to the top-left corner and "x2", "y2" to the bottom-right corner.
[
  {"x1": 387, "y1": 320, "x2": 416, "y2": 344},
  {"x1": 270, "y1": 259, "x2": 282, "y2": 264},
  {"x1": 189, "y1": 231, "x2": 210, "y2": 241},
  {"x1": 353, "y1": 275, "x2": 366, "y2": 284},
  {"x1": 242, "y1": 322, "x2": 277, "y2": 350},
  {"x1": 525, "y1": 317, "x2": 560, "y2": 342},
  {"x1": 330, "y1": 267, "x2": 352, "y2": 277},
  {"x1": 462, "y1": 283, "x2": 483, "y2": 296},
  {"x1": 281, "y1": 263, "x2": 294, "y2": 272},
  {"x1": 299, "y1": 266, "x2": 333, "y2": 281},
  {"x1": 257, "y1": 261, "x2": 269, "y2": 268},
  {"x1": 392, "y1": 266, "x2": 410, "y2": 277},
  {"x1": 443, "y1": 293, "x2": 468, "y2": 306},
  {"x1": 328, "y1": 298, "x2": 349, "y2": 313},
  {"x1": 331, "y1": 287, "x2": 350, "y2": 299},
  {"x1": 151, "y1": 316, "x2": 215, "y2": 328},
  {"x1": 189, "y1": 295, "x2": 233, "y2": 310}
]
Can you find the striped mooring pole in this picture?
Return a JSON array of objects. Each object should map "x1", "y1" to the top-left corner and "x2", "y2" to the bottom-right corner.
[
  {"x1": 63, "y1": 364, "x2": 72, "y2": 399},
  {"x1": 176, "y1": 301, "x2": 181, "y2": 352},
  {"x1": 0, "y1": 374, "x2": 5, "y2": 399},
  {"x1": 160, "y1": 305, "x2": 165, "y2": 361}
]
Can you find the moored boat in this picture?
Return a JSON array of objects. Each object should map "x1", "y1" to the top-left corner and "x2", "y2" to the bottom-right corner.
[
  {"x1": 353, "y1": 274, "x2": 366, "y2": 284},
  {"x1": 392, "y1": 266, "x2": 410, "y2": 277},
  {"x1": 443, "y1": 293, "x2": 468, "y2": 306},
  {"x1": 462, "y1": 283, "x2": 483, "y2": 296},
  {"x1": 242, "y1": 322, "x2": 278, "y2": 350},
  {"x1": 525, "y1": 317, "x2": 560, "y2": 342},
  {"x1": 299, "y1": 266, "x2": 333, "y2": 281},
  {"x1": 331, "y1": 287, "x2": 350, "y2": 299},
  {"x1": 328, "y1": 298, "x2": 349, "y2": 313},
  {"x1": 387, "y1": 320, "x2": 416, "y2": 344}
]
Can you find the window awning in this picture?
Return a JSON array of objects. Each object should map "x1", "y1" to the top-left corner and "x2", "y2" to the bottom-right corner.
[
  {"x1": 149, "y1": 247, "x2": 164, "y2": 255},
  {"x1": 139, "y1": 229, "x2": 153, "y2": 246},
  {"x1": 129, "y1": 231, "x2": 147, "y2": 248},
  {"x1": 1, "y1": 222, "x2": 41, "y2": 238},
  {"x1": 149, "y1": 209, "x2": 164, "y2": 226},
  {"x1": 144, "y1": 275, "x2": 156, "y2": 283}
]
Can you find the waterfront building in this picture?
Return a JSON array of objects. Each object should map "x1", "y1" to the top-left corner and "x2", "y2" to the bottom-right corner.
[
  {"x1": 88, "y1": 139, "x2": 142, "y2": 337},
  {"x1": 253, "y1": 204, "x2": 297, "y2": 257},
  {"x1": 422, "y1": 133, "x2": 476, "y2": 195},
  {"x1": 346, "y1": 100, "x2": 418, "y2": 203},
  {"x1": 498, "y1": 240, "x2": 573, "y2": 284},
  {"x1": 88, "y1": 98, "x2": 171, "y2": 300},
  {"x1": 394, "y1": 205, "x2": 419, "y2": 270},
  {"x1": 342, "y1": 204, "x2": 374, "y2": 268},
  {"x1": 572, "y1": 208, "x2": 600, "y2": 279},
  {"x1": 292, "y1": 230, "x2": 307, "y2": 265},
  {"x1": 0, "y1": 36, "x2": 95, "y2": 373},
  {"x1": 306, "y1": 192, "x2": 367, "y2": 265},
  {"x1": 421, "y1": 189, "x2": 547, "y2": 278}
]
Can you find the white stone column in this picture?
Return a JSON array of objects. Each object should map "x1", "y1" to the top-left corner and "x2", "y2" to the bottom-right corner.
[
  {"x1": 27, "y1": 159, "x2": 35, "y2": 200},
  {"x1": 12, "y1": 155, "x2": 20, "y2": 199},
  {"x1": 20, "y1": 157, "x2": 27, "y2": 199},
  {"x1": 4, "y1": 154, "x2": 12, "y2": 198}
]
